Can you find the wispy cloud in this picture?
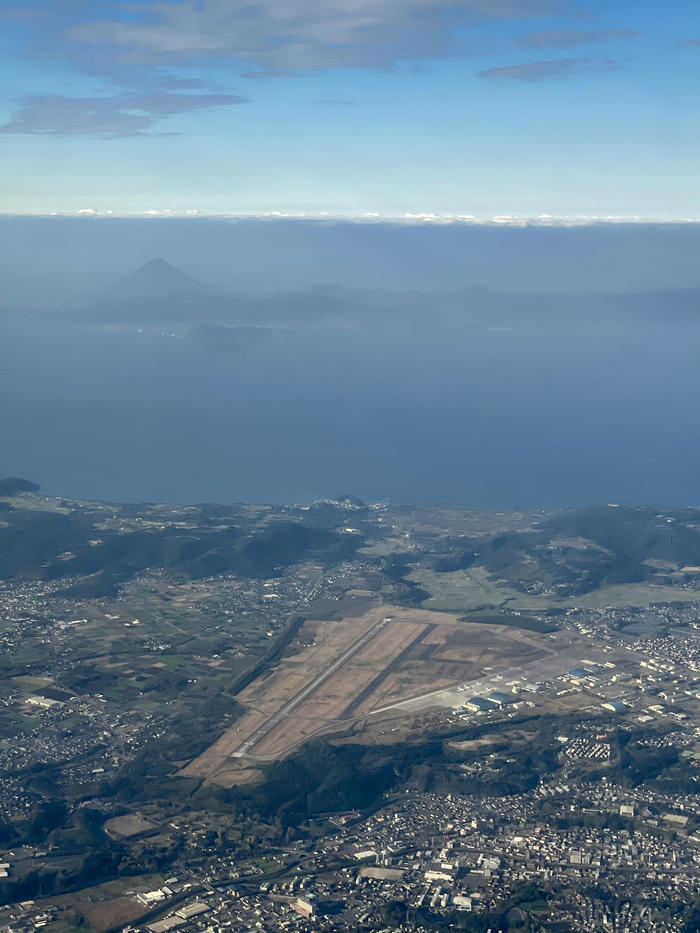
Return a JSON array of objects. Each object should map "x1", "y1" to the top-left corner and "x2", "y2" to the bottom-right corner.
[
  {"x1": 153, "y1": 75, "x2": 221, "y2": 90},
  {"x1": 478, "y1": 57, "x2": 606, "y2": 81},
  {"x1": 515, "y1": 28, "x2": 639, "y2": 49},
  {"x1": 677, "y1": 39, "x2": 700, "y2": 47},
  {"x1": 0, "y1": 91, "x2": 249, "y2": 137},
  {"x1": 314, "y1": 98, "x2": 357, "y2": 105},
  {"x1": 0, "y1": 6, "x2": 46, "y2": 21},
  {"x1": 125, "y1": 91, "x2": 248, "y2": 115},
  {"x1": 64, "y1": 0, "x2": 561, "y2": 72},
  {"x1": 240, "y1": 71, "x2": 304, "y2": 80}
]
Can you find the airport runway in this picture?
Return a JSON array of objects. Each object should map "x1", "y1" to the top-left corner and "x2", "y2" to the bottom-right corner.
[{"x1": 231, "y1": 615, "x2": 392, "y2": 758}]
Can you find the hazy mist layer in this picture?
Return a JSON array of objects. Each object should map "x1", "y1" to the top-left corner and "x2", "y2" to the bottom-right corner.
[
  {"x1": 3, "y1": 217, "x2": 700, "y2": 306},
  {"x1": 1, "y1": 218, "x2": 699, "y2": 506}
]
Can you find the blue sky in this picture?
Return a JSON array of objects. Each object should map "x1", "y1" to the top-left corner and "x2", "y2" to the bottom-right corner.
[{"x1": 1, "y1": 0, "x2": 699, "y2": 218}]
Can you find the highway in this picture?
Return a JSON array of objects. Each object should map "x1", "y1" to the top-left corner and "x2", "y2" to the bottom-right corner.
[{"x1": 231, "y1": 615, "x2": 392, "y2": 758}]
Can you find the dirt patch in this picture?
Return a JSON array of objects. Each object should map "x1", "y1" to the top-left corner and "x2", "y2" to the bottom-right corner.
[
  {"x1": 80, "y1": 897, "x2": 149, "y2": 931},
  {"x1": 104, "y1": 814, "x2": 156, "y2": 839}
]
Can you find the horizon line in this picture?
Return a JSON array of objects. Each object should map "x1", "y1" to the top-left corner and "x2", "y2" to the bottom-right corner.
[{"x1": 3, "y1": 210, "x2": 700, "y2": 227}]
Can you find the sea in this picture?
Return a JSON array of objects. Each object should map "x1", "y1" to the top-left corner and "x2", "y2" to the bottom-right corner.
[{"x1": 2, "y1": 317, "x2": 699, "y2": 507}]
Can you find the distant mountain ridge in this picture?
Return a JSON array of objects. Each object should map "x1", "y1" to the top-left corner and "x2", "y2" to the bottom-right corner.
[{"x1": 87, "y1": 258, "x2": 700, "y2": 332}]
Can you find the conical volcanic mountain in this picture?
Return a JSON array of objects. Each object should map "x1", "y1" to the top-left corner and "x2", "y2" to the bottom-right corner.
[
  {"x1": 96, "y1": 258, "x2": 229, "y2": 323},
  {"x1": 115, "y1": 258, "x2": 210, "y2": 299}
]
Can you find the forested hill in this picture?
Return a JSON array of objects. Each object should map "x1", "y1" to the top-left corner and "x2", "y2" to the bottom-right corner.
[
  {"x1": 2, "y1": 484, "x2": 700, "y2": 602},
  {"x1": 0, "y1": 485, "x2": 364, "y2": 595},
  {"x1": 422, "y1": 504, "x2": 700, "y2": 596}
]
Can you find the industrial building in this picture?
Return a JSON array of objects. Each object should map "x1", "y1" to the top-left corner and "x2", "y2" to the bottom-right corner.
[
  {"x1": 464, "y1": 697, "x2": 497, "y2": 713},
  {"x1": 485, "y1": 691, "x2": 514, "y2": 707}
]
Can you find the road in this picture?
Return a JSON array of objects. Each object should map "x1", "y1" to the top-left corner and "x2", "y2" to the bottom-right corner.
[{"x1": 231, "y1": 615, "x2": 392, "y2": 758}]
